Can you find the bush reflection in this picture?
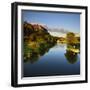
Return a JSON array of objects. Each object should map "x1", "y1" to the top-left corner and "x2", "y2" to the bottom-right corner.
[
  {"x1": 24, "y1": 43, "x2": 80, "y2": 64},
  {"x1": 64, "y1": 44, "x2": 80, "y2": 64}
]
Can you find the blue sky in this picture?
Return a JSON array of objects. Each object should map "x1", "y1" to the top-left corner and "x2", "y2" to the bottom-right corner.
[{"x1": 22, "y1": 10, "x2": 80, "y2": 34}]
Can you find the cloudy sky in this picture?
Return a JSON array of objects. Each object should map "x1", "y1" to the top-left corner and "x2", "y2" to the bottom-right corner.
[{"x1": 22, "y1": 10, "x2": 80, "y2": 37}]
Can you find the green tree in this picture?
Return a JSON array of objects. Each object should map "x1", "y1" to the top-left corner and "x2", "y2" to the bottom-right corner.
[{"x1": 66, "y1": 32, "x2": 76, "y2": 44}]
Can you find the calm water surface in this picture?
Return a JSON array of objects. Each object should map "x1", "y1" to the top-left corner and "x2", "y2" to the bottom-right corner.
[{"x1": 23, "y1": 43, "x2": 80, "y2": 77}]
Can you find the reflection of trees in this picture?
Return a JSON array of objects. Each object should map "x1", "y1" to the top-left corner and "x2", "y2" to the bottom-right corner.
[
  {"x1": 64, "y1": 44, "x2": 80, "y2": 64},
  {"x1": 24, "y1": 42, "x2": 54, "y2": 64},
  {"x1": 65, "y1": 50, "x2": 78, "y2": 64},
  {"x1": 24, "y1": 51, "x2": 39, "y2": 64}
]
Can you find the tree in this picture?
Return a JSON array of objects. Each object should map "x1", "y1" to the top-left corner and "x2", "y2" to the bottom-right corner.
[{"x1": 66, "y1": 32, "x2": 75, "y2": 44}]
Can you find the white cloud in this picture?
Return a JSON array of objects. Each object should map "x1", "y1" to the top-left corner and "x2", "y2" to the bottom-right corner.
[{"x1": 49, "y1": 31, "x2": 66, "y2": 37}]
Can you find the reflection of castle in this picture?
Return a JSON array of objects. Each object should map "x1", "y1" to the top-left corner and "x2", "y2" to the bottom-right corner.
[{"x1": 64, "y1": 44, "x2": 80, "y2": 64}]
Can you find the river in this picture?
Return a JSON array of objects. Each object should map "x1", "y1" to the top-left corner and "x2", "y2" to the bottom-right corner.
[{"x1": 23, "y1": 43, "x2": 80, "y2": 77}]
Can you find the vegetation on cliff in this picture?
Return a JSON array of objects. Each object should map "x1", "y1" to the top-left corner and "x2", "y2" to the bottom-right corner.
[{"x1": 23, "y1": 22, "x2": 56, "y2": 62}]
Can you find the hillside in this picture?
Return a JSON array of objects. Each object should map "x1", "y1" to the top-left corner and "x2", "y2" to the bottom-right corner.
[
  {"x1": 23, "y1": 22, "x2": 56, "y2": 62},
  {"x1": 24, "y1": 21, "x2": 49, "y2": 36}
]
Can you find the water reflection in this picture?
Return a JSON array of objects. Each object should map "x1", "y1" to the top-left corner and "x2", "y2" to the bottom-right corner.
[
  {"x1": 24, "y1": 42, "x2": 54, "y2": 63},
  {"x1": 64, "y1": 44, "x2": 80, "y2": 64},
  {"x1": 24, "y1": 43, "x2": 80, "y2": 64}
]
